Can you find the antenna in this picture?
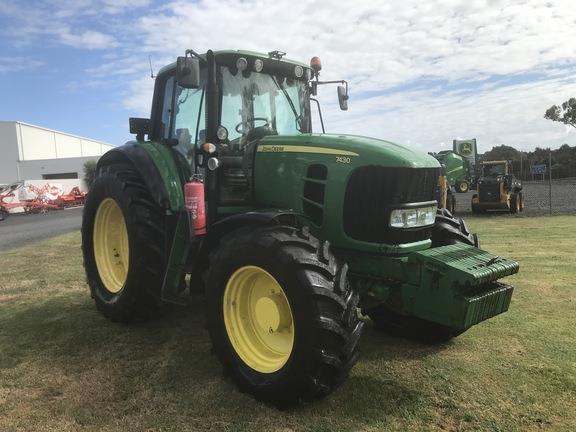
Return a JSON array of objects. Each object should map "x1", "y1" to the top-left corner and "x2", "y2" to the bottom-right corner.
[{"x1": 148, "y1": 55, "x2": 155, "y2": 78}]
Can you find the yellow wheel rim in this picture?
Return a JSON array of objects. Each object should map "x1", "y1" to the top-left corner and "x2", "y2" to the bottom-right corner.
[
  {"x1": 93, "y1": 198, "x2": 129, "y2": 294},
  {"x1": 223, "y1": 266, "x2": 294, "y2": 373}
]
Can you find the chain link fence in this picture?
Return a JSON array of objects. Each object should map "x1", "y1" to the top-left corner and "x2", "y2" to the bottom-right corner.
[{"x1": 454, "y1": 149, "x2": 576, "y2": 216}]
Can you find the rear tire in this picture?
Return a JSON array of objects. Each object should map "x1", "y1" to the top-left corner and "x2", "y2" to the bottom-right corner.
[
  {"x1": 82, "y1": 165, "x2": 167, "y2": 322},
  {"x1": 206, "y1": 225, "x2": 363, "y2": 407}
]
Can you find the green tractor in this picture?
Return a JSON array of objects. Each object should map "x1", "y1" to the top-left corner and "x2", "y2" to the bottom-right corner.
[
  {"x1": 82, "y1": 49, "x2": 519, "y2": 406},
  {"x1": 432, "y1": 150, "x2": 474, "y2": 193}
]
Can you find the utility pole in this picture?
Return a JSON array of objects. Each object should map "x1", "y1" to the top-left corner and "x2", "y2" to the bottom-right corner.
[{"x1": 548, "y1": 149, "x2": 552, "y2": 216}]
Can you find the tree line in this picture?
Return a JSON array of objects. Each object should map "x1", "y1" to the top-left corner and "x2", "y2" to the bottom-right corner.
[
  {"x1": 480, "y1": 144, "x2": 576, "y2": 179},
  {"x1": 475, "y1": 98, "x2": 576, "y2": 179}
]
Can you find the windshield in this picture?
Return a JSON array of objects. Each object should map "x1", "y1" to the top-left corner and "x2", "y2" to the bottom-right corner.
[
  {"x1": 483, "y1": 164, "x2": 506, "y2": 177},
  {"x1": 220, "y1": 67, "x2": 308, "y2": 143}
]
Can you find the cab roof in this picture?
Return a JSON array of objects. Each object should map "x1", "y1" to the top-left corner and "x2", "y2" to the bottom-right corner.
[{"x1": 157, "y1": 49, "x2": 309, "y2": 76}]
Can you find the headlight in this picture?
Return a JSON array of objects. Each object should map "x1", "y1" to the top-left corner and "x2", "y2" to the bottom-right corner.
[{"x1": 390, "y1": 205, "x2": 436, "y2": 228}]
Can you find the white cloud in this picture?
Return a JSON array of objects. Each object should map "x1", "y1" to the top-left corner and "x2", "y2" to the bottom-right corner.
[
  {"x1": 120, "y1": 0, "x2": 576, "y2": 150},
  {"x1": 3, "y1": 0, "x2": 576, "y2": 151},
  {"x1": 0, "y1": 56, "x2": 43, "y2": 73},
  {"x1": 135, "y1": 0, "x2": 576, "y2": 89},
  {"x1": 318, "y1": 75, "x2": 576, "y2": 152},
  {"x1": 0, "y1": 0, "x2": 145, "y2": 49},
  {"x1": 58, "y1": 29, "x2": 117, "y2": 49}
]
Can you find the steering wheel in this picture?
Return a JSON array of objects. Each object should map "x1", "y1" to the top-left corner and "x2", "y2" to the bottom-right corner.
[{"x1": 235, "y1": 117, "x2": 269, "y2": 134}]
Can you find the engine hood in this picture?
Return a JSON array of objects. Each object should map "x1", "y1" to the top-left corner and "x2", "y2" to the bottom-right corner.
[{"x1": 257, "y1": 133, "x2": 440, "y2": 169}]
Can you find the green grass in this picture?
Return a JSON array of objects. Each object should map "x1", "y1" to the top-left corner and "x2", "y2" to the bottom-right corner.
[{"x1": 1, "y1": 216, "x2": 575, "y2": 431}]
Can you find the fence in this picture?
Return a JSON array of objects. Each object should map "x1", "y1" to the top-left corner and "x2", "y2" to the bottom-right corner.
[{"x1": 455, "y1": 149, "x2": 576, "y2": 216}]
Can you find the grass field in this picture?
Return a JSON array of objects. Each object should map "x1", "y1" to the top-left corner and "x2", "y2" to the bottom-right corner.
[{"x1": 1, "y1": 216, "x2": 575, "y2": 431}]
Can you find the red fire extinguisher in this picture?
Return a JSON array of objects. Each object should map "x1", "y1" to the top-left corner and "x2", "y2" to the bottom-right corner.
[{"x1": 185, "y1": 179, "x2": 206, "y2": 235}]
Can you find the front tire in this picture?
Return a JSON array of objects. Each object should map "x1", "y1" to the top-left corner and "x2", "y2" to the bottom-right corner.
[
  {"x1": 206, "y1": 225, "x2": 363, "y2": 406},
  {"x1": 431, "y1": 208, "x2": 479, "y2": 248},
  {"x1": 456, "y1": 180, "x2": 469, "y2": 193},
  {"x1": 510, "y1": 193, "x2": 520, "y2": 214},
  {"x1": 82, "y1": 165, "x2": 167, "y2": 322}
]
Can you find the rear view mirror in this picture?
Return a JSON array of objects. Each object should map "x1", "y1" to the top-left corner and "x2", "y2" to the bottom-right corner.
[
  {"x1": 337, "y1": 85, "x2": 348, "y2": 111},
  {"x1": 176, "y1": 56, "x2": 200, "y2": 89},
  {"x1": 129, "y1": 117, "x2": 150, "y2": 141}
]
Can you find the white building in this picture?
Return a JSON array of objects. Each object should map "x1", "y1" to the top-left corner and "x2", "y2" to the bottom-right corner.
[{"x1": 0, "y1": 121, "x2": 115, "y2": 184}]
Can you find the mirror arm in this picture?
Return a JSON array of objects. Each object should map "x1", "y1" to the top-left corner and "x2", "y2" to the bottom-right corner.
[
  {"x1": 185, "y1": 49, "x2": 206, "y2": 63},
  {"x1": 315, "y1": 79, "x2": 347, "y2": 91}
]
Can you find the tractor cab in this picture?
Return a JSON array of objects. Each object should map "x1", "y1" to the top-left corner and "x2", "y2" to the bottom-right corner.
[
  {"x1": 481, "y1": 160, "x2": 510, "y2": 177},
  {"x1": 132, "y1": 50, "x2": 347, "y2": 209}
]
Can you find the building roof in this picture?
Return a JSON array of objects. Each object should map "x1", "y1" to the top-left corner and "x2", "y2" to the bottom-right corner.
[{"x1": 0, "y1": 120, "x2": 114, "y2": 148}]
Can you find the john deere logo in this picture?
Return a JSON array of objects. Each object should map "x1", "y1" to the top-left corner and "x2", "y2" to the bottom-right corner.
[{"x1": 459, "y1": 142, "x2": 473, "y2": 156}]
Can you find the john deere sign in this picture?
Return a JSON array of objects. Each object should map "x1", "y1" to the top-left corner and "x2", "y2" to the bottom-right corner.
[{"x1": 453, "y1": 139, "x2": 478, "y2": 171}]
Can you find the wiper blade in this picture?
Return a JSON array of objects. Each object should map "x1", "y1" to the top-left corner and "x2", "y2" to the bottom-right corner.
[{"x1": 272, "y1": 76, "x2": 300, "y2": 127}]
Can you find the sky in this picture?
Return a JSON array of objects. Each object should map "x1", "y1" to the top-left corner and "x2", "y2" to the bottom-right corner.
[{"x1": 1, "y1": 0, "x2": 576, "y2": 153}]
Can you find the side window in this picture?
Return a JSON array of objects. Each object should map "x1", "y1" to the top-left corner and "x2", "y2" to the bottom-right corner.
[
  {"x1": 221, "y1": 93, "x2": 243, "y2": 141},
  {"x1": 172, "y1": 85, "x2": 205, "y2": 158},
  {"x1": 160, "y1": 76, "x2": 175, "y2": 139}
]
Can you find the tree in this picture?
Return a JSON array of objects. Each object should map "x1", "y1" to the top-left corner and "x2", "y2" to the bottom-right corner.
[
  {"x1": 481, "y1": 144, "x2": 520, "y2": 161},
  {"x1": 544, "y1": 98, "x2": 576, "y2": 129},
  {"x1": 83, "y1": 160, "x2": 97, "y2": 189}
]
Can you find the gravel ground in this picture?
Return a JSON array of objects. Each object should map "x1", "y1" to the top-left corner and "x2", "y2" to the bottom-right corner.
[
  {"x1": 453, "y1": 179, "x2": 576, "y2": 216},
  {"x1": 0, "y1": 207, "x2": 82, "y2": 252}
]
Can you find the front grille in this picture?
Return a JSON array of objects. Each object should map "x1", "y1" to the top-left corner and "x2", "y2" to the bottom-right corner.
[
  {"x1": 343, "y1": 166, "x2": 440, "y2": 244},
  {"x1": 479, "y1": 182, "x2": 501, "y2": 202}
]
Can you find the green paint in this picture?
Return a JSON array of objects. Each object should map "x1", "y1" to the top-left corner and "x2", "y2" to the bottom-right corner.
[
  {"x1": 139, "y1": 141, "x2": 186, "y2": 211},
  {"x1": 161, "y1": 211, "x2": 191, "y2": 302},
  {"x1": 348, "y1": 243, "x2": 519, "y2": 329},
  {"x1": 254, "y1": 133, "x2": 439, "y2": 253},
  {"x1": 135, "y1": 141, "x2": 189, "y2": 298},
  {"x1": 434, "y1": 151, "x2": 471, "y2": 187},
  {"x1": 400, "y1": 243, "x2": 519, "y2": 328}
]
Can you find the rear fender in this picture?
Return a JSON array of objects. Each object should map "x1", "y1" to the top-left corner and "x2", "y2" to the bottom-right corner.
[
  {"x1": 97, "y1": 141, "x2": 188, "y2": 211},
  {"x1": 203, "y1": 210, "x2": 298, "y2": 252},
  {"x1": 192, "y1": 211, "x2": 299, "y2": 281}
]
